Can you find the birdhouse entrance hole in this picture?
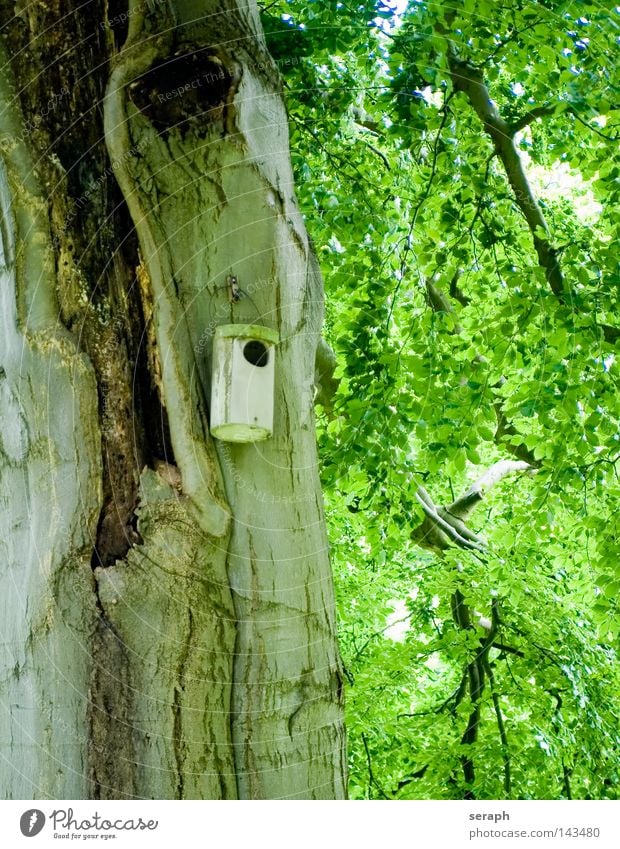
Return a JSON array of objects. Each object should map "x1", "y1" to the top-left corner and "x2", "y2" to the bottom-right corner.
[{"x1": 243, "y1": 340, "x2": 269, "y2": 367}]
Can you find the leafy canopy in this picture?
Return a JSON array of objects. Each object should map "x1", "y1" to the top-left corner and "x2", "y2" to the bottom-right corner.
[{"x1": 262, "y1": 0, "x2": 620, "y2": 799}]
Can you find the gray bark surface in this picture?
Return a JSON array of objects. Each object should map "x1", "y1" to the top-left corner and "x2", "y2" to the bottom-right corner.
[{"x1": 0, "y1": 0, "x2": 346, "y2": 800}]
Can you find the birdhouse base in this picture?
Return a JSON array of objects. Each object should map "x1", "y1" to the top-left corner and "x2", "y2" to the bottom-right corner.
[{"x1": 211, "y1": 422, "x2": 271, "y2": 443}]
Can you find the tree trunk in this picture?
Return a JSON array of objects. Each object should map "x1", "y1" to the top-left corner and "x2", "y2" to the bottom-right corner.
[{"x1": 0, "y1": 0, "x2": 346, "y2": 800}]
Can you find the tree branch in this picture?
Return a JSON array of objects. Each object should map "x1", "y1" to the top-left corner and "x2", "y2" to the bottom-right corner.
[
  {"x1": 445, "y1": 51, "x2": 620, "y2": 345},
  {"x1": 413, "y1": 488, "x2": 485, "y2": 553},
  {"x1": 413, "y1": 460, "x2": 532, "y2": 554},
  {"x1": 484, "y1": 655, "x2": 511, "y2": 797},
  {"x1": 494, "y1": 642, "x2": 525, "y2": 658},
  {"x1": 447, "y1": 55, "x2": 565, "y2": 299},
  {"x1": 508, "y1": 104, "x2": 558, "y2": 134},
  {"x1": 363, "y1": 141, "x2": 390, "y2": 170},
  {"x1": 447, "y1": 460, "x2": 532, "y2": 520},
  {"x1": 510, "y1": 101, "x2": 620, "y2": 142},
  {"x1": 426, "y1": 278, "x2": 464, "y2": 332},
  {"x1": 314, "y1": 337, "x2": 339, "y2": 410},
  {"x1": 361, "y1": 732, "x2": 390, "y2": 799}
]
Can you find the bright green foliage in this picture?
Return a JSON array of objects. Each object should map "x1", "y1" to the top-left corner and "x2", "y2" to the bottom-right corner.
[{"x1": 261, "y1": 0, "x2": 620, "y2": 799}]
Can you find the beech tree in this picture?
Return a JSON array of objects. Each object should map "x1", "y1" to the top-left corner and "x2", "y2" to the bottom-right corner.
[
  {"x1": 0, "y1": 0, "x2": 346, "y2": 799},
  {"x1": 3, "y1": 0, "x2": 620, "y2": 804}
]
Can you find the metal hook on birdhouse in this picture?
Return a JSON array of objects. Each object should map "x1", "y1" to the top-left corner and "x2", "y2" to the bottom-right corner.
[{"x1": 227, "y1": 274, "x2": 241, "y2": 304}]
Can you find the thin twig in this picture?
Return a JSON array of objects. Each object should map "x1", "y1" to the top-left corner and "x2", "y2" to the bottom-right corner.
[{"x1": 361, "y1": 733, "x2": 391, "y2": 799}]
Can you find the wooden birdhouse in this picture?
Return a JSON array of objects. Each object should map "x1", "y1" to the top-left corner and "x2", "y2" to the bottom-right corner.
[{"x1": 210, "y1": 324, "x2": 279, "y2": 443}]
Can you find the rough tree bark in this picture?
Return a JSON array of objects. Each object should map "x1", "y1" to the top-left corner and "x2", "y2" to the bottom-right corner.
[{"x1": 0, "y1": 0, "x2": 346, "y2": 800}]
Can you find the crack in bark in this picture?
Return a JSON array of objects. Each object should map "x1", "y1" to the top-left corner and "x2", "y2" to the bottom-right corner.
[
  {"x1": 172, "y1": 608, "x2": 194, "y2": 799},
  {"x1": 89, "y1": 578, "x2": 136, "y2": 799}
]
